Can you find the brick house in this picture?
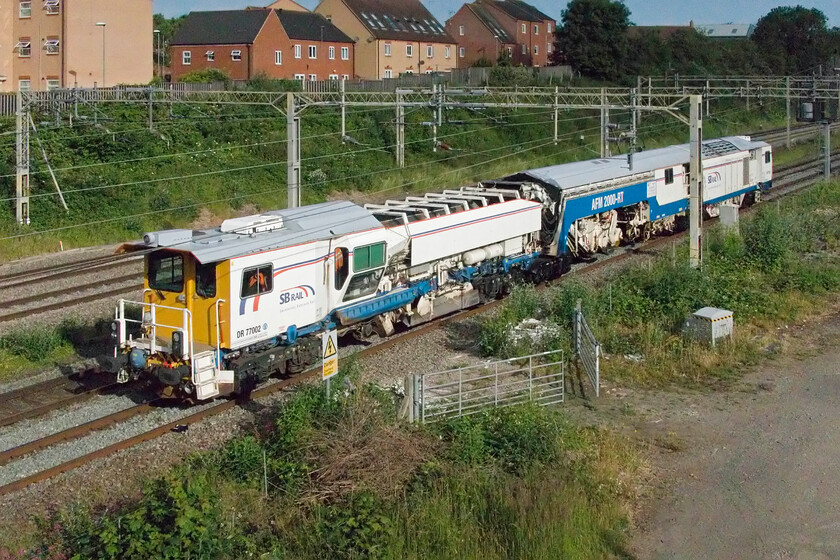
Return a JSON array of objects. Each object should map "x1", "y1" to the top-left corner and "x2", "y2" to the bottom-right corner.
[
  {"x1": 170, "y1": 9, "x2": 355, "y2": 82},
  {"x1": 314, "y1": 0, "x2": 457, "y2": 79},
  {"x1": 453, "y1": 0, "x2": 555, "y2": 67},
  {"x1": 0, "y1": 0, "x2": 153, "y2": 91},
  {"x1": 445, "y1": 3, "x2": 516, "y2": 67}
]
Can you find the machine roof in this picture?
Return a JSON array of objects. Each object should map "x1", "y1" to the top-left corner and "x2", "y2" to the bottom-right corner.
[
  {"x1": 133, "y1": 201, "x2": 382, "y2": 264},
  {"x1": 507, "y1": 136, "x2": 768, "y2": 193}
]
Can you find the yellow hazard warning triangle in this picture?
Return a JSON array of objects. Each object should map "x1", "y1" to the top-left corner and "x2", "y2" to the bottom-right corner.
[{"x1": 323, "y1": 336, "x2": 337, "y2": 359}]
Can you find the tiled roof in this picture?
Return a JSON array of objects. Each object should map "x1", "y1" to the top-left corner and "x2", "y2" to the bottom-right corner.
[
  {"x1": 172, "y1": 9, "x2": 270, "y2": 45},
  {"x1": 467, "y1": 4, "x2": 513, "y2": 43},
  {"x1": 694, "y1": 23, "x2": 755, "y2": 38},
  {"x1": 342, "y1": 0, "x2": 455, "y2": 43},
  {"x1": 481, "y1": 0, "x2": 552, "y2": 23},
  {"x1": 276, "y1": 10, "x2": 354, "y2": 42}
]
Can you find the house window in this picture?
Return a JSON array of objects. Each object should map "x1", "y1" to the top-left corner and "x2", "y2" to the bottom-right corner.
[
  {"x1": 19, "y1": 1, "x2": 31, "y2": 18},
  {"x1": 507, "y1": 46, "x2": 512, "y2": 55},
  {"x1": 240, "y1": 265, "x2": 273, "y2": 299},
  {"x1": 231, "y1": 50, "x2": 242, "y2": 61},
  {"x1": 16, "y1": 40, "x2": 31, "y2": 58},
  {"x1": 384, "y1": 69, "x2": 392, "y2": 78},
  {"x1": 459, "y1": 25, "x2": 464, "y2": 36},
  {"x1": 294, "y1": 44, "x2": 301, "y2": 58},
  {"x1": 445, "y1": 46, "x2": 450, "y2": 58},
  {"x1": 534, "y1": 44, "x2": 538, "y2": 55},
  {"x1": 18, "y1": 79, "x2": 31, "y2": 91},
  {"x1": 342, "y1": 74, "x2": 349, "y2": 80},
  {"x1": 521, "y1": 44, "x2": 526, "y2": 54},
  {"x1": 44, "y1": 0, "x2": 60, "y2": 14},
  {"x1": 275, "y1": 50, "x2": 282, "y2": 65},
  {"x1": 46, "y1": 78, "x2": 60, "y2": 90},
  {"x1": 665, "y1": 168, "x2": 674, "y2": 185},
  {"x1": 534, "y1": 25, "x2": 539, "y2": 34},
  {"x1": 547, "y1": 43, "x2": 551, "y2": 53},
  {"x1": 329, "y1": 46, "x2": 335, "y2": 59},
  {"x1": 294, "y1": 74, "x2": 305, "y2": 81},
  {"x1": 547, "y1": 23, "x2": 552, "y2": 33},
  {"x1": 206, "y1": 51, "x2": 215, "y2": 61},
  {"x1": 459, "y1": 47, "x2": 465, "y2": 58},
  {"x1": 44, "y1": 38, "x2": 60, "y2": 55},
  {"x1": 329, "y1": 74, "x2": 339, "y2": 80},
  {"x1": 341, "y1": 46, "x2": 349, "y2": 60},
  {"x1": 521, "y1": 23, "x2": 526, "y2": 33},
  {"x1": 309, "y1": 74, "x2": 317, "y2": 81},
  {"x1": 406, "y1": 44, "x2": 413, "y2": 56},
  {"x1": 426, "y1": 45, "x2": 433, "y2": 58},
  {"x1": 384, "y1": 43, "x2": 391, "y2": 56},
  {"x1": 182, "y1": 51, "x2": 191, "y2": 65},
  {"x1": 308, "y1": 45, "x2": 316, "y2": 59}
]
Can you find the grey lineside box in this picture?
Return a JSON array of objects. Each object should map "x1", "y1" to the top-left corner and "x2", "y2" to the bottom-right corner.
[{"x1": 683, "y1": 307, "x2": 734, "y2": 347}]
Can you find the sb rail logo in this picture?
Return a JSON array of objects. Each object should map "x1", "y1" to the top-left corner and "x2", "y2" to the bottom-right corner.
[
  {"x1": 707, "y1": 171, "x2": 722, "y2": 184},
  {"x1": 279, "y1": 285, "x2": 315, "y2": 305}
]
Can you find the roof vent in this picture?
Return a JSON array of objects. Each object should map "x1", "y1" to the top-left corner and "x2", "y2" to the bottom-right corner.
[{"x1": 220, "y1": 214, "x2": 285, "y2": 235}]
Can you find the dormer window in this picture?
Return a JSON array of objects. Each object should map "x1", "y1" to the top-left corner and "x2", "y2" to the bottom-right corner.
[{"x1": 44, "y1": 0, "x2": 59, "y2": 14}]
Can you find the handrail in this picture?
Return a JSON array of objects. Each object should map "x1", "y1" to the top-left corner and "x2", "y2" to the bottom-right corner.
[{"x1": 214, "y1": 299, "x2": 226, "y2": 366}]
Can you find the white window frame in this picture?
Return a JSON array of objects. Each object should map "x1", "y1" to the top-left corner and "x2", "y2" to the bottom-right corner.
[
  {"x1": 275, "y1": 50, "x2": 282, "y2": 65},
  {"x1": 521, "y1": 23, "x2": 526, "y2": 34},
  {"x1": 329, "y1": 74, "x2": 339, "y2": 80},
  {"x1": 15, "y1": 41, "x2": 31, "y2": 57},
  {"x1": 308, "y1": 45, "x2": 317, "y2": 59},
  {"x1": 445, "y1": 46, "x2": 450, "y2": 59},
  {"x1": 341, "y1": 46, "x2": 349, "y2": 60},
  {"x1": 403, "y1": 69, "x2": 414, "y2": 75},
  {"x1": 329, "y1": 46, "x2": 335, "y2": 60},
  {"x1": 19, "y1": 1, "x2": 31, "y2": 18},
  {"x1": 182, "y1": 50, "x2": 191, "y2": 65},
  {"x1": 342, "y1": 74, "x2": 349, "y2": 80},
  {"x1": 547, "y1": 43, "x2": 551, "y2": 53},
  {"x1": 294, "y1": 74, "x2": 305, "y2": 81},
  {"x1": 309, "y1": 73, "x2": 317, "y2": 81},
  {"x1": 384, "y1": 69, "x2": 392, "y2": 78},
  {"x1": 507, "y1": 46, "x2": 512, "y2": 55},
  {"x1": 521, "y1": 44, "x2": 526, "y2": 54},
  {"x1": 426, "y1": 45, "x2": 433, "y2": 58},
  {"x1": 534, "y1": 44, "x2": 538, "y2": 55},
  {"x1": 18, "y1": 79, "x2": 31, "y2": 91},
  {"x1": 206, "y1": 51, "x2": 215, "y2": 61},
  {"x1": 231, "y1": 50, "x2": 242, "y2": 61},
  {"x1": 44, "y1": 38, "x2": 60, "y2": 55},
  {"x1": 294, "y1": 44, "x2": 301, "y2": 59},
  {"x1": 46, "y1": 78, "x2": 60, "y2": 90},
  {"x1": 384, "y1": 43, "x2": 391, "y2": 56},
  {"x1": 459, "y1": 25, "x2": 464, "y2": 36},
  {"x1": 547, "y1": 23, "x2": 552, "y2": 34},
  {"x1": 44, "y1": 0, "x2": 60, "y2": 14},
  {"x1": 534, "y1": 25, "x2": 539, "y2": 34},
  {"x1": 459, "y1": 47, "x2": 465, "y2": 58},
  {"x1": 406, "y1": 44, "x2": 413, "y2": 56}
]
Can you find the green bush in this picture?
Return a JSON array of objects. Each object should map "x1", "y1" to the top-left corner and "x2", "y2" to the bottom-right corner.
[
  {"x1": 180, "y1": 68, "x2": 231, "y2": 84},
  {"x1": 0, "y1": 325, "x2": 68, "y2": 361},
  {"x1": 316, "y1": 491, "x2": 393, "y2": 559}
]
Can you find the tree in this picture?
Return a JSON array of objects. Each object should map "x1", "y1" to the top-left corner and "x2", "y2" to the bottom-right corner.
[
  {"x1": 552, "y1": 0, "x2": 630, "y2": 80},
  {"x1": 752, "y1": 7, "x2": 832, "y2": 74},
  {"x1": 152, "y1": 13, "x2": 187, "y2": 70}
]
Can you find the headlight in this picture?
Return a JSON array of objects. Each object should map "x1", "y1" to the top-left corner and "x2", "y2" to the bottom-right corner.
[
  {"x1": 171, "y1": 331, "x2": 183, "y2": 357},
  {"x1": 110, "y1": 321, "x2": 119, "y2": 340}
]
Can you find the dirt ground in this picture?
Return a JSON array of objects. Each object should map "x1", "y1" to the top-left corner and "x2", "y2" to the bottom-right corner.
[{"x1": 582, "y1": 309, "x2": 840, "y2": 559}]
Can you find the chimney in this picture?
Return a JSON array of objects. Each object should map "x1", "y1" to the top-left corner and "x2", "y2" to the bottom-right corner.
[{"x1": 689, "y1": 20, "x2": 694, "y2": 27}]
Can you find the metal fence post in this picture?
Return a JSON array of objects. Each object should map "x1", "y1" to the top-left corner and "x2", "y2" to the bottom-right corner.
[
  {"x1": 494, "y1": 362, "x2": 499, "y2": 406},
  {"x1": 528, "y1": 355, "x2": 534, "y2": 402},
  {"x1": 412, "y1": 374, "x2": 420, "y2": 423},
  {"x1": 594, "y1": 343, "x2": 601, "y2": 397},
  {"x1": 420, "y1": 375, "x2": 425, "y2": 424},
  {"x1": 458, "y1": 368, "x2": 463, "y2": 417}
]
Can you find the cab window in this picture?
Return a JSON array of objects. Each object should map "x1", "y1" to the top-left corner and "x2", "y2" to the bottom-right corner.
[
  {"x1": 149, "y1": 252, "x2": 184, "y2": 293},
  {"x1": 353, "y1": 242, "x2": 386, "y2": 271},
  {"x1": 241, "y1": 264, "x2": 273, "y2": 298},
  {"x1": 764, "y1": 151, "x2": 771, "y2": 164},
  {"x1": 335, "y1": 247, "x2": 349, "y2": 288},
  {"x1": 343, "y1": 269, "x2": 383, "y2": 302},
  {"x1": 665, "y1": 168, "x2": 674, "y2": 185},
  {"x1": 196, "y1": 262, "x2": 217, "y2": 298}
]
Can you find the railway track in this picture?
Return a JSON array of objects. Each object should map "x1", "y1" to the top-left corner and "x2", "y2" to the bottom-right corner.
[
  {"x1": 0, "y1": 150, "x2": 835, "y2": 498},
  {"x1": 0, "y1": 371, "x2": 120, "y2": 428}
]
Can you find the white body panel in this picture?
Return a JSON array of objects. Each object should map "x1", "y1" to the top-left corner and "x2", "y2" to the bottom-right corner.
[{"x1": 405, "y1": 199, "x2": 543, "y2": 266}]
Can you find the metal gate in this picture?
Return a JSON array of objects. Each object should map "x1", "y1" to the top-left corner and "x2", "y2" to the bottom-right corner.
[
  {"x1": 574, "y1": 301, "x2": 601, "y2": 397},
  {"x1": 405, "y1": 350, "x2": 565, "y2": 423}
]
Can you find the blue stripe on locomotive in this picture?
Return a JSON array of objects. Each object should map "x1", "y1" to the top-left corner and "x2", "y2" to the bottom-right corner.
[{"x1": 556, "y1": 180, "x2": 763, "y2": 255}]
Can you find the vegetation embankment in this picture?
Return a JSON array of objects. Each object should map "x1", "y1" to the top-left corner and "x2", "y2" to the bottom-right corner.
[
  {"x1": 6, "y1": 364, "x2": 642, "y2": 559},
  {"x1": 0, "y1": 92, "x2": 789, "y2": 260},
  {"x1": 479, "y1": 179, "x2": 840, "y2": 387}
]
